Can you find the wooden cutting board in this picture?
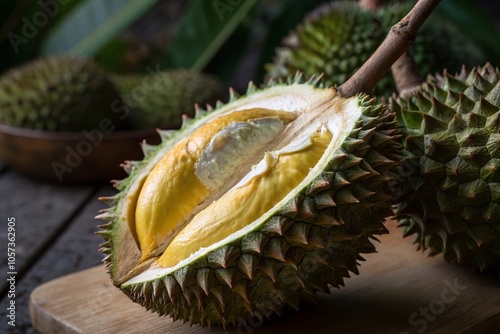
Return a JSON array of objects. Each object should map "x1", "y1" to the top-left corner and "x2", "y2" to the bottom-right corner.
[{"x1": 29, "y1": 219, "x2": 500, "y2": 334}]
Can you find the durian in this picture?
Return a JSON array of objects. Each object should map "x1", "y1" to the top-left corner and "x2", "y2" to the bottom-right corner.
[
  {"x1": 98, "y1": 76, "x2": 401, "y2": 327},
  {"x1": 112, "y1": 70, "x2": 226, "y2": 129},
  {"x1": 266, "y1": 2, "x2": 388, "y2": 94},
  {"x1": 0, "y1": 57, "x2": 125, "y2": 132},
  {"x1": 393, "y1": 63, "x2": 500, "y2": 272},
  {"x1": 266, "y1": 1, "x2": 486, "y2": 97}
]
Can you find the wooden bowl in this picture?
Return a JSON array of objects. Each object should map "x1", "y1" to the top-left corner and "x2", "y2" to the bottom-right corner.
[{"x1": 0, "y1": 123, "x2": 161, "y2": 183}]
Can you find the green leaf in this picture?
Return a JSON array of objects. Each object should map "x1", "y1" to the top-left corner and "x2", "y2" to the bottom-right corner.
[
  {"x1": 40, "y1": 0, "x2": 158, "y2": 57},
  {"x1": 162, "y1": 0, "x2": 258, "y2": 71},
  {"x1": 436, "y1": 0, "x2": 500, "y2": 62}
]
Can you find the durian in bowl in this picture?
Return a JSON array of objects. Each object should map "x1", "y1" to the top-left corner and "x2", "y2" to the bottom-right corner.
[{"x1": 0, "y1": 57, "x2": 225, "y2": 183}]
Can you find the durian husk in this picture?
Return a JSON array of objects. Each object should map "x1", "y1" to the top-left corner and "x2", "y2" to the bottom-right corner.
[
  {"x1": 0, "y1": 57, "x2": 125, "y2": 132},
  {"x1": 97, "y1": 75, "x2": 402, "y2": 327},
  {"x1": 266, "y1": 2, "x2": 389, "y2": 95},
  {"x1": 393, "y1": 63, "x2": 500, "y2": 272}
]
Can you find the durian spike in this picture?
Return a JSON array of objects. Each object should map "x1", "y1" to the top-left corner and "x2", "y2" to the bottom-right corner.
[{"x1": 338, "y1": 0, "x2": 442, "y2": 97}]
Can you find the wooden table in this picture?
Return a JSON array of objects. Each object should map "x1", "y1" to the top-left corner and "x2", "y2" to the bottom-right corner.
[
  {"x1": 1, "y1": 162, "x2": 500, "y2": 334},
  {"x1": 0, "y1": 164, "x2": 109, "y2": 334}
]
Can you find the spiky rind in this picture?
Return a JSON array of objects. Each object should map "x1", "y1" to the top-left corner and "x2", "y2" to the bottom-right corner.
[
  {"x1": 266, "y1": 2, "x2": 388, "y2": 94},
  {"x1": 0, "y1": 56, "x2": 125, "y2": 131},
  {"x1": 394, "y1": 63, "x2": 500, "y2": 272}
]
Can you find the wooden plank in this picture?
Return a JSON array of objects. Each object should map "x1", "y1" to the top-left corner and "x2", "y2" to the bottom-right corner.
[
  {"x1": 0, "y1": 171, "x2": 96, "y2": 295},
  {"x1": 1, "y1": 186, "x2": 116, "y2": 334},
  {"x1": 29, "y1": 219, "x2": 500, "y2": 334}
]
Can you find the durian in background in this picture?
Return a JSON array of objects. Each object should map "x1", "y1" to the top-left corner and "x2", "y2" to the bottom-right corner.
[
  {"x1": 0, "y1": 57, "x2": 125, "y2": 132},
  {"x1": 393, "y1": 63, "x2": 500, "y2": 272},
  {"x1": 266, "y1": 2, "x2": 388, "y2": 94},
  {"x1": 265, "y1": 1, "x2": 486, "y2": 97},
  {"x1": 97, "y1": 76, "x2": 402, "y2": 327},
  {"x1": 112, "y1": 70, "x2": 226, "y2": 129}
]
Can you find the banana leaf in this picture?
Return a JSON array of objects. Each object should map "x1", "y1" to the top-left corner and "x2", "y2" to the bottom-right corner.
[
  {"x1": 161, "y1": 0, "x2": 258, "y2": 70},
  {"x1": 40, "y1": 0, "x2": 158, "y2": 57}
]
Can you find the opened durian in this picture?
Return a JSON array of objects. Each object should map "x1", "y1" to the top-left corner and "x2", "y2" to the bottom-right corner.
[
  {"x1": 0, "y1": 57, "x2": 125, "y2": 131},
  {"x1": 393, "y1": 63, "x2": 500, "y2": 272},
  {"x1": 266, "y1": 1, "x2": 485, "y2": 97},
  {"x1": 97, "y1": 76, "x2": 401, "y2": 327},
  {"x1": 112, "y1": 70, "x2": 225, "y2": 129}
]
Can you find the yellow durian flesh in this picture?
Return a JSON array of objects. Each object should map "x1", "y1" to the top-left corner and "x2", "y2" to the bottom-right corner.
[
  {"x1": 135, "y1": 108, "x2": 297, "y2": 260},
  {"x1": 158, "y1": 128, "x2": 332, "y2": 268}
]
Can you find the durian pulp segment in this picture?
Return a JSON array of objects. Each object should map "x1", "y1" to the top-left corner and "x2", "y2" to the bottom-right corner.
[
  {"x1": 135, "y1": 109, "x2": 297, "y2": 260},
  {"x1": 158, "y1": 128, "x2": 333, "y2": 268}
]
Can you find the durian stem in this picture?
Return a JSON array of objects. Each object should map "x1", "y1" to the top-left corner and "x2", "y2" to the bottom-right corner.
[
  {"x1": 357, "y1": 0, "x2": 423, "y2": 97},
  {"x1": 338, "y1": 0, "x2": 442, "y2": 98},
  {"x1": 391, "y1": 51, "x2": 423, "y2": 98}
]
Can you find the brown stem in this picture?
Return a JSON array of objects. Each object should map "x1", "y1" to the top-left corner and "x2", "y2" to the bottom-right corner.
[
  {"x1": 338, "y1": 0, "x2": 442, "y2": 98},
  {"x1": 358, "y1": 0, "x2": 383, "y2": 11},
  {"x1": 358, "y1": 0, "x2": 424, "y2": 97},
  {"x1": 391, "y1": 51, "x2": 423, "y2": 98}
]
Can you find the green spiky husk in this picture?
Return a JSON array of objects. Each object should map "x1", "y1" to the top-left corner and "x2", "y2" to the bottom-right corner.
[
  {"x1": 98, "y1": 75, "x2": 401, "y2": 327},
  {"x1": 266, "y1": 2, "x2": 388, "y2": 95},
  {"x1": 393, "y1": 63, "x2": 500, "y2": 272},
  {"x1": 0, "y1": 57, "x2": 125, "y2": 131},
  {"x1": 112, "y1": 70, "x2": 226, "y2": 129},
  {"x1": 266, "y1": 1, "x2": 486, "y2": 97}
]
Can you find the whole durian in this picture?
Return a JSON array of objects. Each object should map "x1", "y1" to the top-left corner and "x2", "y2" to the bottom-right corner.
[
  {"x1": 0, "y1": 57, "x2": 125, "y2": 131},
  {"x1": 266, "y1": 1, "x2": 486, "y2": 97},
  {"x1": 266, "y1": 2, "x2": 388, "y2": 94},
  {"x1": 112, "y1": 70, "x2": 226, "y2": 129},
  {"x1": 97, "y1": 76, "x2": 401, "y2": 327},
  {"x1": 393, "y1": 63, "x2": 500, "y2": 272}
]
